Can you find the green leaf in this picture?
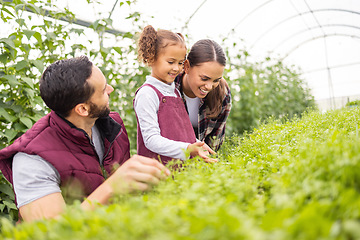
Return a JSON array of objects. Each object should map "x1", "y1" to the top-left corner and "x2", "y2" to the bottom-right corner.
[
  {"x1": 46, "y1": 32, "x2": 57, "y2": 40},
  {"x1": 1, "y1": 75, "x2": 18, "y2": 86},
  {"x1": 0, "y1": 38, "x2": 16, "y2": 49},
  {"x1": 0, "y1": 108, "x2": 16, "y2": 122},
  {"x1": 24, "y1": 88, "x2": 35, "y2": 98},
  {"x1": 0, "y1": 53, "x2": 8, "y2": 64},
  {"x1": 13, "y1": 122, "x2": 27, "y2": 132},
  {"x1": 20, "y1": 117, "x2": 33, "y2": 129},
  {"x1": 33, "y1": 32, "x2": 42, "y2": 47},
  {"x1": 70, "y1": 28, "x2": 84, "y2": 35},
  {"x1": 21, "y1": 77, "x2": 34, "y2": 88},
  {"x1": 14, "y1": 4, "x2": 26, "y2": 12},
  {"x1": 104, "y1": 18, "x2": 113, "y2": 26},
  {"x1": 113, "y1": 47, "x2": 122, "y2": 55},
  {"x1": 25, "y1": 3, "x2": 41, "y2": 14},
  {"x1": 4, "y1": 129, "x2": 17, "y2": 143},
  {"x1": 15, "y1": 18, "x2": 25, "y2": 26},
  {"x1": 15, "y1": 60, "x2": 29, "y2": 71},
  {"x1": 92, "y1": 19, "x2": 99, "y2": 30},
  {"x1": 31, "y1": 59, "x2": 44, "y2": 73},
  {"x1": 1, "y1": 7, "x2": 15, "y2": 19},
  {"x1": 0, "y1": 183, "x2": 14, "y2": 197},
  {"x1": 3, "y1": 200, "x2": 17, "y2": 210},
  {"x1": 23, "y1": 29, "x2": 36, "y2": 40}
]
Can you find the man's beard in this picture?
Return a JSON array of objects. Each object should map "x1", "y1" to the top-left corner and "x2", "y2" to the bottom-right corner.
[{"x1": 88, "y1": 102, "x2": 110, "y2": 118}]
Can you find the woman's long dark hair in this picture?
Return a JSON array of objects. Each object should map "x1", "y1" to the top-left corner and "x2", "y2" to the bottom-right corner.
[{"x1": 187, "y1": 39, "x2": 228, "y2": 118}]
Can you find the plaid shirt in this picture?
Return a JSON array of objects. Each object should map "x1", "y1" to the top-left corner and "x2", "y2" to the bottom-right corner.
[{"x1": 174, "y1": 73, "x2": 232, "y2": 151}]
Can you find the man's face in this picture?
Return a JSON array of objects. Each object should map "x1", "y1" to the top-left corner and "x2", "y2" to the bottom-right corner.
[
  {"x1": 88, "y1": 101, "x2": 110, "y2": 118},
  {"x1": 87, "y1": 66, "x2": 114, "y2": 118}
]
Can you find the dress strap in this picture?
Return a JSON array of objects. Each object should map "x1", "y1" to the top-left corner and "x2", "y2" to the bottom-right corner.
[
  {"x1": 136, "y1": 83, "x2": 180, "y2": 100},
  {"x1": 137, "y1": 83, "x2": 163, "y2": 101}
]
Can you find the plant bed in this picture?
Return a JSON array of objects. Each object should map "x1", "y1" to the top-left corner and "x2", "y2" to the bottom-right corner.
[{"x1": 1, "y1": 107, "x2": 359, "y2": 240}]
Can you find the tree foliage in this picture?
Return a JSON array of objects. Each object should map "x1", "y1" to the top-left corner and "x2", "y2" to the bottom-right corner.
[
  {"x1": 0, "y1": 0, "x2": 315, "y2": 222},
  {"x1": 222, "y1": 40, "x2": 316, "y2": 135}
]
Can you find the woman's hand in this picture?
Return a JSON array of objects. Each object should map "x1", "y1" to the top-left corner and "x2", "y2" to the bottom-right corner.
[{"x1": 187, "y1": 142, "x2": 218, "y2": 163}]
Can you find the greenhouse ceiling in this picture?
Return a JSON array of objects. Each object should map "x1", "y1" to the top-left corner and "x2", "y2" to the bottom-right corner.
[{"x1": 7, "y1": 0, "x2": 360, "y2": 105}]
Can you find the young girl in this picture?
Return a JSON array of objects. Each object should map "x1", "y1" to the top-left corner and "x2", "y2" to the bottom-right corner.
[
  {"x1": 134, "y1": 25, "x2": 216, "y2": 165},
  {"x1": 174, "y1": 39, "x2": 232, "y2": 151}
]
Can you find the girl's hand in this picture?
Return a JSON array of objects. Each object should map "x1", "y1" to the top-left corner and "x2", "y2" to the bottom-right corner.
[
  {"x1": 187, "y1": 142, "x2": 218, "y2": 163},
  {"x1": 201, "y1": 142, "x2": 216, "y2": 155}
]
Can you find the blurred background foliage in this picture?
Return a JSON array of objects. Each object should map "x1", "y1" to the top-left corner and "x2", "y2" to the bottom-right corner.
[{"x1": 0, "y1": 0, "x2": 315, "y2": 222}]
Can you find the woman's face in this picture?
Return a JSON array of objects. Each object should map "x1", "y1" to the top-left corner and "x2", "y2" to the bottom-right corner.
[{"x1": 183, "y1": 61, "x2": 225, "y2": 98}]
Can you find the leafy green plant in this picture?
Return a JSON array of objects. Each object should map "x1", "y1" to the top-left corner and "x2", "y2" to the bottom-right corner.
[
  {"x1": 221, "y1": 38, "x2": 316, "y2": 135},
  {"x1": 0, "y1": 0, "x2": 145, "y2": 222},
  {"x1": 1, "y1": 106, "x2": 359, "y2": 239},
  {"x1": 345, "y1": 99, "x2": 360, "y2": 107},
  {"x1": 1, "y1": 0, "x2": 318, "y2": 225},
  {"x1": 0, "y1": 174, "x2": 17, "y2": 222}
]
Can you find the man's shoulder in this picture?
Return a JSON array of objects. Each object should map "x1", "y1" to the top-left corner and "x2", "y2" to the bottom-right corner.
[
  {"x1": 0, "y1": 113, "x2": 53, "y2": 155},
  {"x1": 109, "y1": 111, "x2": 120, "y2": 117},
  {"x1": 109, "y1": 112, "x2": 123, "y2": 124},
  {"x1": 31, "y1": 113, "x2": 52, "y2": 129}
]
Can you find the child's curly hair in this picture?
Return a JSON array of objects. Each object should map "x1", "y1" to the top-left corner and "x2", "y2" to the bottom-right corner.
[{"x1": 137, "y1": 25, "x2": 185, "y2": 65}]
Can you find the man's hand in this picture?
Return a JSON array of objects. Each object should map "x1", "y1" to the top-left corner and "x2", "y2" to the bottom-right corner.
[
  {"x1": 187, "y1": 142, "x2": 218, "y2": 163},
  {"x1": 106, "y1": 154, "x2": 171, "y2": 194},
  {"x1": 82, "y1": 155, "x2": 170, "y2": 210}
]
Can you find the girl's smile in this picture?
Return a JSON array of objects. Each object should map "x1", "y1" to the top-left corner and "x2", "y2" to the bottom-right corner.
[{"x1": 150, "y1": 43, "x2": 186, "y2": 84}]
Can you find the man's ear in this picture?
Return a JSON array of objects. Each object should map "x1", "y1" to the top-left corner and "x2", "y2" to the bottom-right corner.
[
  {"x1": 74, "y1": 103, "x2": 89, "y2": 117},
  {"x1": 183, "y1": 60, "x2": 190, "y2": 74}
]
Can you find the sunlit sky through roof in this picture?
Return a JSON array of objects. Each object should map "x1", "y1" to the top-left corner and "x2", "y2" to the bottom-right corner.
[{"x1": 38, "y1": 1, "x2": 360, "y2": 103}]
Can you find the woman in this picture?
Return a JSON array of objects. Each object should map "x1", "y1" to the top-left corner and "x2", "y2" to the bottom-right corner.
[{"x1": 174, "y1": 39, "x2": 232, "y2": 151}]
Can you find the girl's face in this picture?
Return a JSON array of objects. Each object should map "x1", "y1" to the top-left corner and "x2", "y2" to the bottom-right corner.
[
  {"x1": 183, "y1": 61, "x2": 225, "y2": 98},
  {"x1": 150, "y1": 43, "x2": 186, "y2": 84}
]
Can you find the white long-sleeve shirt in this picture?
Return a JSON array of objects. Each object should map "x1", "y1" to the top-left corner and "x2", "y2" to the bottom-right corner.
[{"x1": 134, "y1": 76, "x2": 191, "y2": 160}]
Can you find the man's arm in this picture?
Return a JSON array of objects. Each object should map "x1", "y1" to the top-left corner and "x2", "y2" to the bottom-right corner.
[
  {"x1": 18, "y1": 155, "x2": 170, "y2": 221},
  {"x1": 12, "y1": 152, "x2": 64, "y2": 221},
  {"x1": 19, "y1": 192, "x2": 66, "y2": 222}
]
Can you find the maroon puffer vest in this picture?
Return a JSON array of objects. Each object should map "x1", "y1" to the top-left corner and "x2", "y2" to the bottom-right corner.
[{"x1": 0, "y1": 111, "x2": 130, "y2": 196}]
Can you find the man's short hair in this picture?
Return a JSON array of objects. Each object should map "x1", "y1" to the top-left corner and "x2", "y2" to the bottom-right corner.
[{"x1": 39, "y1": 56, "x2": 94, "y2": 117}]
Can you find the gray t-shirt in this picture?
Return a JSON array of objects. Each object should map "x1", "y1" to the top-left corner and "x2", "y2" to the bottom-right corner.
[
  {"x1": 184, "y1": 93, "x2": 200, "y2": 128},
  {"x1": 12, "y1": 125, "x2": 104, "y2": 208}
]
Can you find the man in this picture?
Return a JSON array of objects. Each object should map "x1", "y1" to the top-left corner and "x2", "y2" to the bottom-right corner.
[{"x1": 0, "y1": 56, "x2": 170, "y2": 221}]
